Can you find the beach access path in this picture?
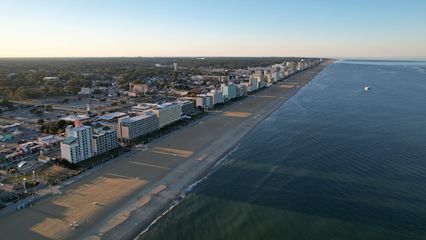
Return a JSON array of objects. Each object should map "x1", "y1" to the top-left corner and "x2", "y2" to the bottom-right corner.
[{"x1": 0, "y1": 60, "x2": 332, "y2": 240}]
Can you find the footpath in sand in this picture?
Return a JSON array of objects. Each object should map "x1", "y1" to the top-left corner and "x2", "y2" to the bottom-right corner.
[{"x1": 0, "y1": 61, "x2": 332, "y2": 240}]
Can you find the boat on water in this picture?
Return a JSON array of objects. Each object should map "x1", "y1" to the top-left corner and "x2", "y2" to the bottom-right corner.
[{"x1": 364, "y1": 86, "x2": 371, "y2": 91}]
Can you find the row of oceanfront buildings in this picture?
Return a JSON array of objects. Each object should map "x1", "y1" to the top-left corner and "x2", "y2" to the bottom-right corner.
[
  {"x1": 60, "y1": 102, "x2": 188, "y2": 164},
  {"x1": 60, "y1": 90, "x2": 239, "y2": 164},
  {"x1": 60, "y1": 58, "x2": 322, "y2": 164},
  {"x1": 194, "y1": 59, "x2": 320, "y2": 109}
]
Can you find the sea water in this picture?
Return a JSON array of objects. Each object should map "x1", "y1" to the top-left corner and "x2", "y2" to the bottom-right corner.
[{"x1": 141, "y1": 60, "x2": 426, "y2": 240}]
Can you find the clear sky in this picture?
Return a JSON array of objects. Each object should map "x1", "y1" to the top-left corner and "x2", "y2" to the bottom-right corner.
[{"x1": 1, "y1": 0, "x2": 425, "y2": 58}]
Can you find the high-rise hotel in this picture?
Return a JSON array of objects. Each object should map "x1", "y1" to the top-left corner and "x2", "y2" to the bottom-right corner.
[{"x1": 60, "y1": 124, "x2": 93, "y2": 164}]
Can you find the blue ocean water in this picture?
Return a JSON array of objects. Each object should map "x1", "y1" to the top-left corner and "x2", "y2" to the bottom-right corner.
[{"x1": 142, "y1": 60, "x2": 426, "y2": 240}]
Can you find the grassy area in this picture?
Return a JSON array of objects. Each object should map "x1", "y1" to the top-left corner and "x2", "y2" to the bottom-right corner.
[
  {"x1": 2, "y1": 171, "x2": 39, "y2": 185},
  {"x1": 2, "y1": 162, "x2": 80, "y2": 186},
  {"x1": 42, "y1": 165, "x2": 80, "y2": 185}
]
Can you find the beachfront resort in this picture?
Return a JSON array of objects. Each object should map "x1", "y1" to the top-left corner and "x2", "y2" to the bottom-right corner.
[{"x1": 0, "y1": 58, "x2": 321, "y2": 210}]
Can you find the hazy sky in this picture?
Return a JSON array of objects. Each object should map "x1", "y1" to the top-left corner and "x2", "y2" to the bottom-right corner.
[{"x1": 1, "y1": 0, "x2": 426, "y2": 58}]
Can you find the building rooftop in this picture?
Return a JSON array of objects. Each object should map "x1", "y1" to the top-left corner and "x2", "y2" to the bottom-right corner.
[
  {"x1": 62, "y1": 136, "x2": 77, "y2": 145},
  {"x1": 0, "y1": 123, "x2": 20, "y2": 130},
  {"x1": 137, "y1": 102, "x2": 178, "y2": 110},
  {"x1": 156, "y1": 102, "x2": 177, "y2": 109},
  {"x1": 38, "y1": 135, "x2": 63, "y2": 144},
  {"x1": 177, "y1": 100, "x2": 192, "y2": 105},
  {"x1": 73, "y1": 125, "x2": 92, "y2": 131},
  {"x1": 61, "y1": 114, "x2": 90, "y2": 122},
  {"x1": 119, "y1": 113, "x2": 155, "y2": 123},
  {"x1": 93, "y1": 126, "x2": 115, "y2": 136},
  {"x1": 132, "y1": 104, "x2": 152, "y2": 111},
  {"x1": 95, "y1": 112, "x2": 127, "y2": 121}
]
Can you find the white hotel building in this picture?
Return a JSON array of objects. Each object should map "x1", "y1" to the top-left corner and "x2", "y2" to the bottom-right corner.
[
  {"x1": 92, "y1": 125, "x2": 118, "y2": 155},
  {"x1": 221, "y1": 83, "x2": 237, "y2": 101},
  {"x1": 60, "y1": 125, "x2": 93, "y2": 164},
  {"x1": 117, "y1": 110, "x2": 159, "y2": 141},
  {"x1": 207, "y1": 89, "x2": 223, "y2": 105},
  {"x1": 151, "y1": 103, "x2": 182, "y2": 128}
]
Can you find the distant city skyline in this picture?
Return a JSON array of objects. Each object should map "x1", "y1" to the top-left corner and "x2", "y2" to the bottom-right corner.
[{"x1": 1, "y1": 0, "x2": 425, "y2": 58}]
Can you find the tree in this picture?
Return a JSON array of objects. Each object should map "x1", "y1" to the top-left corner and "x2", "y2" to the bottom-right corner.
[
  {"x1": 39, "y1": 120, "x2": 72, "y2": 134},
  {"x1": 0, "y1": 98, "x2": 12, "y2": 107},
  {"x1": 44, "y1": 105, "x2": 53, "y2": 111},
  {"x1": 66, "y1": 86, "x2": 80, "y2": 95}
]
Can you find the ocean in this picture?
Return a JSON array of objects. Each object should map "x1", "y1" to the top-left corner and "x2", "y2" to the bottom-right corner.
[{"x1": 141, "y1": 60, "x2": 426, "y2": 240}]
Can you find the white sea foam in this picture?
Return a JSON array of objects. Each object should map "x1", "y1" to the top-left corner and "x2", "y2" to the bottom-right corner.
[{"x1": 133, "y1": 144, "x2": 240, "y2": 240}]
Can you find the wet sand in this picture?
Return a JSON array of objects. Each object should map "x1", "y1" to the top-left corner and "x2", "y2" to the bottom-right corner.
[{"x1": 0, "y1": 60, "x2": 332, "y2": 240}]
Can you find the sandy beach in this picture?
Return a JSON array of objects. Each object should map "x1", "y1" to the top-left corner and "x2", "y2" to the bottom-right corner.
[{"x1": 0, "y1": 60, "x2": 332, "y2": 240}]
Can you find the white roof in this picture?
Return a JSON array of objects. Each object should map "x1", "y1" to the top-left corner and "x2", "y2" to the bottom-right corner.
[
  {"x1": 61, "y1": 114, "x2": 90, "y2": 121},
  {"x1": 0, "y1": 123, "x2": 20, "y2": 129},
  {"x1": 18, "y1": 161, "x2": 30, "y2": 169},
  {"x1": 95, "y1": 112, "x2": 127, "y2": 121}
]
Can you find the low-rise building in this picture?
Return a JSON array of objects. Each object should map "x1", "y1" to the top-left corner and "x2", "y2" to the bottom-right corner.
[
  {"x1": 43, "y1": 77, "x2": 59, "y2": 81},
  {"x1": 37, "y1": 150, "x2": 51, "y2": 163},
  {"x1": 78, "y1": 87, "x2": 94, "y2": 95},
  {"x1": 131, "y1": 104, "x2": 152, "y2": 113},
  {"x1": 60, "y1": 114, "x2": 91, "y2": 123},
  {"x1": 129, "y1": 82, "x2": 149, "y2": 96},
  {"x1": 0, "y1": 123, "x2": 20, "y2": 134},
  {"x1": 95, "y1": 112, "x2": 127, "y2": 122},
  {"x1": 37, "y1": 135, "x2": 63, "y2": 147}
]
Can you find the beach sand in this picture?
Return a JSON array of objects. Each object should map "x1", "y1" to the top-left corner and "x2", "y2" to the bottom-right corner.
[{"x1": 0, "y1": 60, "x2": 332, "y2": 240}]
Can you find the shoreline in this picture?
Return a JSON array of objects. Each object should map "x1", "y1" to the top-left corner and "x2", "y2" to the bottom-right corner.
[
  {"x1": 134, "y1": 140, "x2": 243, "y2": 239},
  {"x1": 0, "y1": 60, "x2": 333, "y2": 240},
  {"x1": 110, "y1": 61, "x2": 334, "y2": 240}
]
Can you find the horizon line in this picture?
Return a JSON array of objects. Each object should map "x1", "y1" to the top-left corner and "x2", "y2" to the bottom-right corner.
[{"x1": 0, "y1": 56, "x2": 425, "y2": 60}]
